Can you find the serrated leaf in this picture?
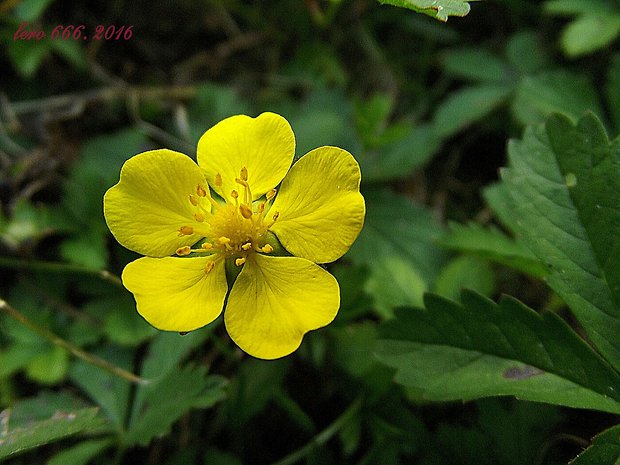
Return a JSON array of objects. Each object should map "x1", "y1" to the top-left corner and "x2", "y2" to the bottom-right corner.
[
  {"x1": 0, "y1": 392, "x2": 103, "y2": 460},
  {"x1": 570, "y1": 423, "x2": 620, "y2": 464},
  {"x1": 501, "y1": 113, "x2": 620, "y2": 371},
  {"x1": 377, "y1": 291, "x2": 620, "y2": 413},
  {"x1": 69, "y1": 347, "x2": 134, "y2": 432},
  {"x1": 378, "y1": 0, "x2": 478, "y2": 22},
  {"x1": 437, "y1": 222, "x2": 549, "y2": 278},
  {"x1": 124, "y1": 366, "x2": 227, "y2": 446}
]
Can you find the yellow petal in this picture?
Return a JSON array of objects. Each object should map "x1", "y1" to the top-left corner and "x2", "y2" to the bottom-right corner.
[
  {"x1": 197, "y1": 113, "x2": 295, "y2": 201},
  {"x1": 269, "y1": 146, "x2": 365, "y2": 263},
  {"x1": 225, "y1": 254, "x2": 339, "y2": 359},
  {"x1": 104, "y1": 149, "x2": 208, "y2": 257},
  {"x1": 122, "y1": 255, "x2": 227, "y2": 332}
]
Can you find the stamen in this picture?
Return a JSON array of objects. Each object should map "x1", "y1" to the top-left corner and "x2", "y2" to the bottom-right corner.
[
  {"x1": 272, "y1": 211, "x2": 280, "y2": 221},
  {"x1": 241, "y1": 242, "x2": 252, "y2": 251},
  {"x1": 196, "y1": 184, "x2": 207, "y2": 197},
  {"x1": 178, "y1": 226, "x2": 194, "y2": 236},
  {"x1": 203, "y1": 261, "x2": 215, "y2": 274},
  {"x1": 235, "y1": 257, "x2": 246, "y2": 266},
  {"x1": 176, "y1": 246, "x2": 191, "y2": 256},
  {"x1": 218, "y1": 236, "x2": 231, "y2": 245},
  {"x1": 194, "y1": 212, "x2": 205, "y2": 222},
  {"x1": 202, "y1": 242, "x2": 213, "y2": 250},
  {"x1": 239, "y1": 204, "x2": 253, "y2": 219},
  {"x1": 189, "y1": 194, "x2": 199, "y2": 206},
  {"x1": 266, "y1": 188, "x2": 277, "y2": 201},
  {"x1": 261, "y1": 244, "x2": 273, "y2": 253},
  {"x1": 258, "y1": 203, "x2": 265, "y2": 214},
  {"x1": 214, "y1": 173, "x2": 222, "y2": 187},
  {"x1": 240, "y1": 166, "x2": 249, "y2": 181},
  {"x1": 231, "y1": 190, "x2": 239, "y2": 207}
]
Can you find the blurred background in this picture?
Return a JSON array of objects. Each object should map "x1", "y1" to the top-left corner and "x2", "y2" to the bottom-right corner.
[{"x1": 1, "y1": 0, "x2": 619, "y2": 464}]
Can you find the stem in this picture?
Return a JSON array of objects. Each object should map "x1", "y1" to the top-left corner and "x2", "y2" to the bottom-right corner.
[
  {"x1": 0, "y1": 298, "x2": 147, "y2": 385},
  {"x1": 270, "y1": 397, "x2": 363, "y2": 465},
  {"x1": 0, "y1": 257, "x2": 123, "y2": 287}
]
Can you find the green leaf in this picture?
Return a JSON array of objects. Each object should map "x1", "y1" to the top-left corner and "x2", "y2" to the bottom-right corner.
[
  {"x1": 434, "y1": 256, "x2": 496, "y2": 301},
  {"x1": 69, "y1": 347, "x2": 134, "y2": 432},
  {"x1": 512, "y1": 71, "x2": 602, "y2": 125},
  {"x1": 441, "y1": 48, "x2": 512, "y2": 83},
  {"x1": 6, "y1": 39, "x2": 50, "y2": 78},
  {"x1": 348, "y1": 189, "x2": 448, "y2": 313},
  {"x1": 505, "y1": 31, "x2": 549, "y2": 75},
  {"x1": 544, "y1": 0, "x2": 614, "y2": 16},
  {"x1": 433, "y1": 85, "x2": 512, "y2": 138},
  {"x1": 358, "y1": 124, "x2": 441, "y2": 182},
  {"x1": 25, "y1": 345, "x2": 69, "y2": 385},
  {"x1": 124, "y1": 366, "x2": 227, "y2": 446},
  {"x1": 437, "y1": 222, "x2": 549, "y2": 278},
  {"x1": 349, "y1": 189, "x2": 448, "y2": 284},
  {"x1": 377, "y1": 291, "x2": 620, "y2": 413},
  {"x1": 560, "y1": 14, "x2": 620, "y2": 56},
  {"x1": 501, "y1": 113, "x2": 620, "y2": 371},
  {"x1": 0, "y1": 392, "x2": 103, "y2": 460},
  {"x1": 571, "y1": 423, "x2": 620, "y2": 464},
  {"x1": 377, "y1": 0, "x2": 478, "y2": 22},
  {"x1": 365, "y1": 255, "x2": 427, "y2": 317},
  {"x1": 13, "y1": 0, "x2": 54, "y2": 20},
  {"x1": 606, "y1": 54, "x2": 620, "y2": 132},
  {"x1": 47, "y1": 439, "x2": 113, "y2": 465}
]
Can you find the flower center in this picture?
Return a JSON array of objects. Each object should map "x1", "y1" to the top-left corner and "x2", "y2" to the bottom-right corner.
[{"x1": 175, "y1": 167, "x2": 279, "y2": 272}]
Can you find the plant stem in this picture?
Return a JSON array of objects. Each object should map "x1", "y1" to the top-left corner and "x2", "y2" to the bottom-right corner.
[
  {"x1": 0, "y1": 298, "x2": 147, "y2": 385},
  {"x1": 0, "y1": 257, "x2": 123, "y2": 287},
  {"x1": 270, "y1": 396, "x2": 363, "y2": 465}
]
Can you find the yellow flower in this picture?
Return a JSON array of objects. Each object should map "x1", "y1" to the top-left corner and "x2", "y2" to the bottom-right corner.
[{"x1": 103, "y1": 112, "x2": 365, "y2": 359}]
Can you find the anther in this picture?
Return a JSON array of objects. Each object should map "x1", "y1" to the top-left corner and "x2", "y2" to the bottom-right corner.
[
  {"x1": 239, "y1": 204, "x2": 253, "y2": 219},
  {"x1": 189, "y1": 194, "x2": 199, "y2": 206},
  {"x1": 241, "y1": 242, "x2": 252, "y2": 251},
  {"x1": 266, "y1": 188, "x2": 277, "y2": 201},
  {"x1": 203, "y1": 261, "x2": 215, "y2": 274},
  {"x1": 261, "y1": 244, "x2": 274, "y2": 253},
  {"x1": 202, "y1": 242, "x2": 213, "y2": 250},
  {"x1": 231, "y1": 190, "x2": 239, "y2": 199},
  {"x1": 176, "y1": 246, "x2": 191, "y2": 256},
  {"x1": 258, "y1": 203, "x2": 265, "y2": 213},
  {"x1": 214, "y1": 173, "x2": 222, "y2": 187},
  {"x1": 196, "y1": 185, "x2": 207, "y2": 197},
  {"x1": 178, "y1": 226, "x2": 194, "y2": 236},
  {"x1": 235, "y1": 257, "x2": 246, "y2": 266},
  {"x1": 240, "y1": 166, "x2": 249, "y2": 181},
  {"x1": 218, "y1": 236, "x2": 231, "y2": 245},
  {"x1": 272, "y1": 211, "x2": 280, "y2": 221},
  {"x1": 194, "y1": 212, "x2": 205, "y2": 222}
]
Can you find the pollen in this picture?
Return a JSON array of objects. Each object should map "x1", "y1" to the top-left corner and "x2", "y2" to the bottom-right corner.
[
  {"x1": 176, "y1": 246, "x2": 191, "y2": 256},
  {"x1": 235, "y1": 257, "x2": 246, "y2": 266},
  {"x1": 239, "y1": 204, "x2": 253, "y2": 219},
  {"x1": 241, "y1": 242, "x2": 252, "y2": 251},
  {"x1": 240, "y1": 166, "x2": 249, "y2": 181},
  {"x1": 194, "y1": 212, "x2": 205, "y2": 222},
  {"x1": 178, "y1": 226, "x2": 194, "y2": 236},
  {"x1": 203, "y1": 261, "x2": 215, "y2": 274},
  {"x1": 189, "y1": 194, "x2": 199, "y2": 206},
  {"x1": 214, "y1": 173, "x2": 222, "y2": 187},
  {"x1": 261, "y1": 244, "x2": 273, "y2": 253},
  {"x1": 196, "y1": 184, "x2": 207, "y2": 197}
]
